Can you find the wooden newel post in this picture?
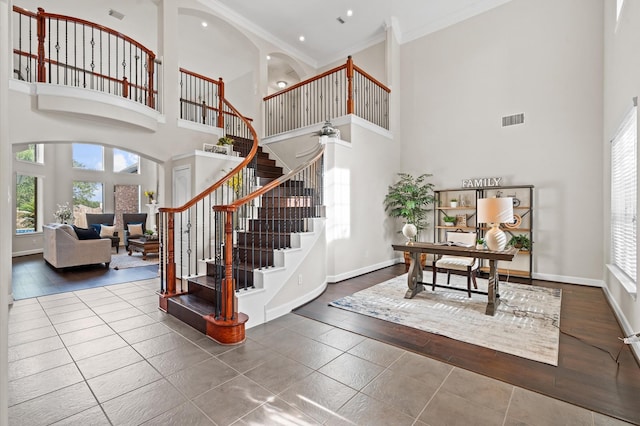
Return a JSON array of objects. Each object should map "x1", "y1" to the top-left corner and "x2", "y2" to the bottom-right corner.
[
  {"x1": 36, "y1": 8, "x2": 46, "y2": 83},
  {"x1": 122, "y1": 77, "x2": 129, "y2": 99},
  {"x1": 221, "y1": 210, "x2": 236, "y2": 320},
  {"x1": 166, "y1": 212, "x2": 176, "y2": 295},
  {"x1": 217, "y1": 77, "x2": 225, "y2": 129},
  {"x1": 346, "y1": 56, "x2": 354, "y2": 115},
  {"x1": 147, "y1": 54, "x2": 155, "y2": 109}
]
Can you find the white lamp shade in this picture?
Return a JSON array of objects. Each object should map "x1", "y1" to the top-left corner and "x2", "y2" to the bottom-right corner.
[{"x1": 477, "y1": 197, "x2": 514, "y2": 224}]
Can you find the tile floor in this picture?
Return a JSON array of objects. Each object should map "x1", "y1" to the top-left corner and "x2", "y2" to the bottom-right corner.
[{"x1": 7, "y1": 278, "x2": 634, "y2": 425}]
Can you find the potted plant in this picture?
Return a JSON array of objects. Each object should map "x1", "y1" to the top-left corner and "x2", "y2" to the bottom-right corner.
[
  {"x1": 443, "y1": 215, "x2": 456, "y2": 226},
  {"x1": 476, "y1": 237, "x2": 485, "y2": 250},
  {"x1": 450, "y1": 198, "x2": 458, "y2": 208},
  {"x1": 508, "y1": 234, "x2": 531, "y2": 250},
  {"x1": 217, "y1": 136, "x2": 235, "y2": 155},
  {"x1": 384, "y1": 173, "x2": 435, "y2": 270}
]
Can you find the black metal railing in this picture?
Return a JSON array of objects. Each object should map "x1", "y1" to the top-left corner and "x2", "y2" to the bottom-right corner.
[{"x1": 12, "y1": 6, "x2": 160, "y2": 110}]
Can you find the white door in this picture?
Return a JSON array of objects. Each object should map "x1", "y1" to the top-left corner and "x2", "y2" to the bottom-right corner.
[{"x1": 173, "y1": 166, "x2": 191, "y2": 277}]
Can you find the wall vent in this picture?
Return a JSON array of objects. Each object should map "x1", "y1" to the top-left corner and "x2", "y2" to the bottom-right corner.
[{"x1": 502, "y1": 113, "x2": 524, "y2": 127}]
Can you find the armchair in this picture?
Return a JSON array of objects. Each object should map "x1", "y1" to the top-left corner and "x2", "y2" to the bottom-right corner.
[
  {"x1": 122, "y1": 213, "x2": 148, "y2": 250},
  {"x1": 432, "y1": 231, "x2": 479, "y2": 297},
  {"x1": 86, "y1": 213, "x2": 121, "y2": 253}
]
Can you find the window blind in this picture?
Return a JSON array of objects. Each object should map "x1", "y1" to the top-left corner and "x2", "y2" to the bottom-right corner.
[{"x1": 611, "y1": 105, "x2": 637, "y2": 284}]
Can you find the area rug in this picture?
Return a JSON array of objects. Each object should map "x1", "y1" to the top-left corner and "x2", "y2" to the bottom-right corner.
[
  {"x1": 329, "y1": 273, "x2": 561, "y2": 366},
  {"x1": 110, "y1": 251, "x2": 159, "y2": 270}
]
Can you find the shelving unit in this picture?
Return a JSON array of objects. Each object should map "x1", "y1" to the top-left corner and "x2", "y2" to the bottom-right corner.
[{"x1": 433, "y1": 185, "x2": 534, "y2": 279}]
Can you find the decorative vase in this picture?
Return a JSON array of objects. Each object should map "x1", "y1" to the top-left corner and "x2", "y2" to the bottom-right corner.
[{"x1": 402, "y1": 223, "x2": 418, "y2": 244}]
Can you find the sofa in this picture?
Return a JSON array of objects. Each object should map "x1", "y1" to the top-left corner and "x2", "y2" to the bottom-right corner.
[
  {"x1": 43, "y1": 224, "x2": 112, "y2": 269},
  {"x1": 86, "y1": 213, "x2": 121, "y2": 253}
]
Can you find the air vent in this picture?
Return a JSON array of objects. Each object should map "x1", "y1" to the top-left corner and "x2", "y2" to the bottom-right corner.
[{"x1": 502, "y1": 113, "x2": 524, "y2": 127}]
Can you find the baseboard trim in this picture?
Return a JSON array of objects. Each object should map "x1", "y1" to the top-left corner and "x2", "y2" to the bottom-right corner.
[
  {"x1": 12, "y1": 249, "x2": 43, "y2": 257},
  {"x1": 327, "y1": 257, "x2": 403, "y2": 283},
  {"x1": 533, "y1": 272, "x2": 604, "y2": 287},
  {"x1": 601, "y1": 285, "x2": 640, "y2": 363}
]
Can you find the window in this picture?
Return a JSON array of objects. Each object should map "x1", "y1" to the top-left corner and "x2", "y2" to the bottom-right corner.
[
  {"x1": 15, "y1": 144, "x2": 44, "y2": 164},
  {"x1": 73, "y1": 180, "x2": 104, "y2": 226},
  {"x1": 16, "y1": 173, "x2": 42, "y2": 234},
  {"x1": 72, "y1": 143, "x2": 104, "y2": 171},
  {"x1": 610, "y1": 103, "x2": 637, "y2": 291},
  {"x1": 113, "y1": 148, "x2": 140, "y2": 173}
]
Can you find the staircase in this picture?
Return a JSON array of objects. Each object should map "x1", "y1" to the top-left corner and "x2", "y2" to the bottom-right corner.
[{"x1": 164, "y1": 136, "x2": 322, "y2": 339}]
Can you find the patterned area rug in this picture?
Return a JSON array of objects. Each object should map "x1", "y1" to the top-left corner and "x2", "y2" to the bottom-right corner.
[
  {"x1": 330, "y1": 273, "x2": 561, "y2": 366},
  {"x1": 109, "y1": 251, "x2": 159, "y2": 270}
]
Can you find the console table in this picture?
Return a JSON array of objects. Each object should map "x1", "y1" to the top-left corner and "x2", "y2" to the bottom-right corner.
[{"x1": 392, "y1": 243, "x2": 518, "y2": 316}]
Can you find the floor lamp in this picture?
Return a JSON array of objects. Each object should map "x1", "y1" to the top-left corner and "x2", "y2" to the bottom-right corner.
[{"x1": 477, "y1": 197, "x2": 513, "y2": 251}]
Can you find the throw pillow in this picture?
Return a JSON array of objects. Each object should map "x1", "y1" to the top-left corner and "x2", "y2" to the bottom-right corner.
[
  {"x1": 89, "y1": 223, "x2": 102, "y2": 234},
  {"x1": 72, "y1": 225, "x2": 101, "y2": 240},
  {"x1": 127, "y1": 223, "x2": 144, "y2": 236},
  {"x1": 100, "y1": 224, "x2": 115, "y2": 237}
]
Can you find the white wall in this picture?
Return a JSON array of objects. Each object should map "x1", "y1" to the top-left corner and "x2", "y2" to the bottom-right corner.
[
  {"x1": 603, "y1": 0, "x2": 640, "y2": 346},
  {"x1": 400, "y1": 0, "x2": 604, "y2": 284}
]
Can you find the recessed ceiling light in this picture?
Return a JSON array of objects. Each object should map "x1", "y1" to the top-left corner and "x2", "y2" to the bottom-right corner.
[
  {"x1": 277, "y1": 81, "x2": 287, "y2": 89},
  {"x1": 201, "y1": 21, "x2": 208, "y2": 27},
  {"x1": 347, "y1": 10, "x2": 353, "y2": 17},
  {"x1": 266, "y1": 55, "x2": 271, "y2": 60},
  {"x1": 299, "y1": 35, "x2": 305, "y2": 42}
]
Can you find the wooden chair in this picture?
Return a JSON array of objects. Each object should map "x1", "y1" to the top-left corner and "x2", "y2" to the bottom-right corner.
[{"x1": 432, "y1": 231, "x2": 479, "y2": 297}]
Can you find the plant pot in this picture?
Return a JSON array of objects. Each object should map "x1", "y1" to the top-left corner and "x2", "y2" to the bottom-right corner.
[
  {"x1": 445, "y1": 222, "x2": 455, "y2": 227},
  {"x1": 476, "y1": 244, "x2": 484, "y2": 250},
  {"x1": 450, "y1": 201, "x2": 458, "y2": 208}
]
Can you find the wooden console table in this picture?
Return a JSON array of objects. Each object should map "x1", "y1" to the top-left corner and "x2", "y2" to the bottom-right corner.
[{"x1": 392, "y1": 243, "x2": 518, "y2": 316}]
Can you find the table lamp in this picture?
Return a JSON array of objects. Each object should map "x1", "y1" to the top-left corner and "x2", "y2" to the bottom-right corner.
[{"x1": 477, "y1": 197, "x2": 513, "y2": 251}]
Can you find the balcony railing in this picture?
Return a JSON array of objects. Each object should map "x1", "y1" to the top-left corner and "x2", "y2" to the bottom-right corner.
[
  {"x1": 12, "y1": 6, "x2": 160, "y2": 110},
  {"x1": 263, "y1": 56, "x2": 391, "y2": 136}
]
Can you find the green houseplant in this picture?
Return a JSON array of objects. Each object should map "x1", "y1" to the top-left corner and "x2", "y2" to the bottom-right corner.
[
  {"x1": 508, "y1": 234, "x2": 531, "y2": 250},
  {"x1": 383, "y1": 173, "x2": 435, "y2": 240},
  {"x1": 217, "y1": 136, "x2": 235, "y2": 146},
  {"x1": 443, "y1": 215, "x2": 456, "y2": 226}
]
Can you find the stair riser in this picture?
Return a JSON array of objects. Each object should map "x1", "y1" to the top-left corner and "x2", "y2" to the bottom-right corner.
[
  {"x1": 236, "y1": 249, "x2": 273, "y2": 266},
  {"x1": 261, "y1": 197, "x2": 313, "y2": 208},
  {"x1": 167, "y1": 300, "x2": 206, "y2": 334},
  {"x1": 205, "y1": 262, "x2": 255, "y2": 288},
  {"x1": 249, "y1": 219, "x2": 306, "y2": 233},
  {"x1": 188, "y1": 281, "x2": 218, "y2": 304},
  {"x1": 236, "y1": 233, "x2": 291, "y2": 248},
  {"x1": 257, "y1": 207, "x2": 315, "y2": 218}
]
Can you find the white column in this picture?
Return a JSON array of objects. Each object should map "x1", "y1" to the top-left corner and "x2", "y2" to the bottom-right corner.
[
  {"x1": 146, "y1": 203, "x2": 159, "y2": 232},
  {"x1": 1, "y1": 0, "x2": 12, "y2": 424}
]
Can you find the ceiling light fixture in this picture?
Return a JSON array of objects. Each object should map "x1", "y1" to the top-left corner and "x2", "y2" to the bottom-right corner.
[
  {"x1": 347, "y1": 10, "x2": 353, "y2": 17},
  {"x1": 277, "y1": 81, "x2": 287, "y2": 89},
  {"x1": 299, "y1": 35, "x2": 305, "y2": 42},
  {"x1": 266, "y1": 55, "x2": 271, "y2": 60},
  {"x1": 201, "y1": 21, "x2": 208, "y2": 27}
]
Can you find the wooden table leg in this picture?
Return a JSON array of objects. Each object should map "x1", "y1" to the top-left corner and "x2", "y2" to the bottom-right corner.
[
  {"x1": 485, "y1": 259, "x2": 500, "y2": 315},
  {"x1": 405, "y1": 251, "x2": 424, "y2": 299}
]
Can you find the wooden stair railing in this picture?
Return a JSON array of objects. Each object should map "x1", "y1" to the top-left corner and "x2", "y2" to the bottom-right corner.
[
  {"x1": 12, "y1": 5, "x2": 159, "y2": 109},
  {"x1": 157, "y1": 97, "x2": 259, "y2": 317},
  {"x1": 263, "y1": 56, "x2": 391, "y2": 136},
  {"x1": 162, "y1": 143, "x2": 325, "y2": 344}
]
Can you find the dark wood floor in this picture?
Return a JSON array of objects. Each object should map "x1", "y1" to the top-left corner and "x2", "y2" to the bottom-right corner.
[{"x1": 294, "y1": 264, "x2": 640, "y2": 425}]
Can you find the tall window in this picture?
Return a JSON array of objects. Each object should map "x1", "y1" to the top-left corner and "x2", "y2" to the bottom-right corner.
[
  {"x1": 72, "y1": 143, "x2": 104, "y2": 171},
  {"x1": 610, "y1": 103, "x2": 637, "y2": 287},
  {"x1": 16, "y1": 174, "x2": 42, "y2": 234},
  {"x1": 113, "y1": 148, "x2": 140, "y2": 173},
  {"x1": 73, "y1": 180, "x2": 103, "y2": 226},
  {"x1": 15, "y1": 144, "x2": 44, "y2": 164}
]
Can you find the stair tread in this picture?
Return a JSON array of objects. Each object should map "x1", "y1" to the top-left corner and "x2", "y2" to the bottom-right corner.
[
  {"x1": 170, "y1": 294, "x2": 216, "y2": 316},
  {"x1": 187, "y1": 275, "x2": 218, "y2": 290}
]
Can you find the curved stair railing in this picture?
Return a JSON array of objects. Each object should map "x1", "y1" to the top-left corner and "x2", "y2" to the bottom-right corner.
[
  {"x1": 160, "y1": 142, "x2": 325, "y2": 344},
  {"x1": 12, "y1": 6, "x2": 159, "y2": 109}
]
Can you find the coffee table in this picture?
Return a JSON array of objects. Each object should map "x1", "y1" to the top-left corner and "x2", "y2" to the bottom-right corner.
[{"x1": 128, "y1": 238, "x2": 159, "y2": 260}]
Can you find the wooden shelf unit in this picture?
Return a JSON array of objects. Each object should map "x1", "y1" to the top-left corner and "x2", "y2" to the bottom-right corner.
[{"x1": 433, "y1": 185, "x2": 534, "y2": 280}]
